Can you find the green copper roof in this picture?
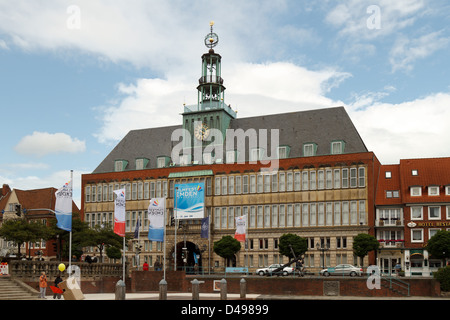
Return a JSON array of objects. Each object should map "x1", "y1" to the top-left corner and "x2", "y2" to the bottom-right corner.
[{"x1": 168, "y1": 170, "x2": 213, "y2": 178}]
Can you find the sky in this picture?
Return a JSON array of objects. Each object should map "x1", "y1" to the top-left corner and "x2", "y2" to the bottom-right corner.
[{"x1": 1, "y1": 0, "x2": 450, "y2": 207}]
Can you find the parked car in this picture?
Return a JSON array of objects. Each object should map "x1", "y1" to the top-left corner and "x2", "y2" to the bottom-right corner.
[
  {"x1": 320, "y1": 264, "x2": 363, "y2": 277},
  {"x1": 256, "y1": 264, "x2": 295, "y2": 276}
]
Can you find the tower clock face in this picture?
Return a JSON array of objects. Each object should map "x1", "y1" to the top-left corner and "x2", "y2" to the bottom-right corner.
[{"x1": 194, "y1": 123, "x2": 210, "y2": 140}]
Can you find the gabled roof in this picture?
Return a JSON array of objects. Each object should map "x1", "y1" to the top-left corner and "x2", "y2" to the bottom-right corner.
[
  {"x1": 375, "y1": 164, "x2": 402, "y2": 206},
  {"x1": 399, "y1": 157, "x2": 450, "y2": 203},
  {"x1": 92, "y1": 106, "x2": 369, "y2": 174},
  {"x1": 1, "y1": 187, "x2": 80, "y2": 218}
]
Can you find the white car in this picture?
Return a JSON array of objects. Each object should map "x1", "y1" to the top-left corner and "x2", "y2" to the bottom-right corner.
[
  {"x1": 320, "y1": 264, "x2": 363, "y2": 277},
  {"x1": 256, "y1": 264, "x2": 294, "y2": 276}
]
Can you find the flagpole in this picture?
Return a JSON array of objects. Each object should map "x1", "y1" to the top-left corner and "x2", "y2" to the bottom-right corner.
[
  {"x1": 174, "y1": 187, "x2": 178, "y2": 271},
  {"x1": 163, "y1": 197, "x2": 167, "y2": 281},
  {"x1": 69, "y1": 170, "x2": 73, "y2": 272},
  {"x1": 123, "y1": 236, "x2": 125, "y2": 283}
]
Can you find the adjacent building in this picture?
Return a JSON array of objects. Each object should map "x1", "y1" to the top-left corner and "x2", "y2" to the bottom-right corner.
[
  {"x1": 0, "y1": 185, "x2": 80, "y2": 259},
  {"x1": 375, "y1": 158, "x2": 450, "y2": 276}
]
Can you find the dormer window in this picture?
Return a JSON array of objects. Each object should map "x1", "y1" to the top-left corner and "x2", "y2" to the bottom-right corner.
[
  {"x1": 250, "y1": 148, "x2": 264, "y2": 161},
  {"x1": 331, "y1": 140, "x2": 345, "y2": 155},
  {"x1": 428, "y1": 186, "x2": 439, "y2": 196},
  {"x1": 410, "y1": 186, "x2": 422, "y2": 197},
  {"x1": 157, "y1": 156, "x2": 170, "y2": 168},
  {"x1": 135, "y1": 158, "x2": 149, "y2": 170},
  {"x1": 277, "y1": 146, "x2": 290, "y2": 159},
  {"x1": 303, "y1": 143, "x2": 317, "y2": 157},
  {"x1": 114, "y1": 160, "x2": 128, "y2": 172}
]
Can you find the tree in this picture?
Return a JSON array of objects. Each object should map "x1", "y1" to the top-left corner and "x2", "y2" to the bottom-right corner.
[
  {"x1": 433, "y1": 266, "x2": 450, "y2": 292},
  {"x1": 0, "y1": 219, "x2": 51, "y2": 258},
  {"x1": 352, "y1": 233, "x2": 379, "y2": 266},
  {"x1": 75, "y1": 224, "x2": 124, "y2": 262},
  {"x1": 213, "y1": 236, "x2": 241, "y2": 265},
  {"x1": 278, "y1": 234, "x2": 307, "y2": 260},
  {"x1": 426, "y1": 230, "x2": 450, "y2": 267},
  {"x1": 106, "y1": 246, "x2": 122, "y2": 261}
]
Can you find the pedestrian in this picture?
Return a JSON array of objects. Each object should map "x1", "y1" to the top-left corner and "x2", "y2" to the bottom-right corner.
[
  {"x1": 394, "y1": 263, "x2": 401, "y2": 276},
  {"x1": 143, "y1": 261, "x2": 149, "y2": 271},
  {"x1": 39, "y1": 272, "x2": 47, "y2": 299},
  {"x1": 53, "y1": 275, "x2": 63, "y2": 299}
]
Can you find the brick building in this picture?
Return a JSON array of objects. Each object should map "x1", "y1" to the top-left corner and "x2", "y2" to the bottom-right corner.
[
  {"x1": 0, "y1": 185, "x2": 80, "y2": 260},
  {"x1": 375, "y1": 157, "x2": 450, "y2": 276},
  {"x1": 81, "y1": 25, "x2": 381, "y2": 273}
]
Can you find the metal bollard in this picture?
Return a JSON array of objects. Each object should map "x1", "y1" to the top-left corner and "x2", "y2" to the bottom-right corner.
[
  {"x1": 240, "y1": 278, "x2": 246, "y2": 299},
  {"x1": 159, "y1": 279, "x2": 167, "y2": 300},
  {"x1": 115, "y1": 280, "x2": 126, "y2": 300},
  {"x1": 220, "y1": 278, "x2": 227, "y2": 300}
]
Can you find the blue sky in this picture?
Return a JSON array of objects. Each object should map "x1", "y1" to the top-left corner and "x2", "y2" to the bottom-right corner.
[{"x1": 1, "y1": 0, "x2": 450, "y2": 206}]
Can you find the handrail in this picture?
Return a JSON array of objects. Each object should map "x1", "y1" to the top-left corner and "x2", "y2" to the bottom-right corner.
[{"x1": 381, "y1": 275, "x2": 410, "y2": 296}]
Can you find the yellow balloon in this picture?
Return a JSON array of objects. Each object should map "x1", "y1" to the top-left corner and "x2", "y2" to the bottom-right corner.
[{"x1": 58, "y1": 263, "x2": 65, "y2": 272}]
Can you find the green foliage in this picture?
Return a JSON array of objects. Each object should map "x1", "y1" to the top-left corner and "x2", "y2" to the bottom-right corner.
[
  {"x1": 426, "y1": 230, "x2": 450, "y2": 262},
  {"x1": 352, "y1": 233, "x2": 379, "y2": 259},
  {"x1": 213, "y1": 235, "x2": 241, "y2": 260},
  {"x1": 433, "y1": 266, "x2": 450, "y2": 292},
  {"x1": 0, "y1": 218, "x2": 51, "y2": 255},
  {"x1": 278, "y1": 234, "x2": 307, "y2": 259},
  {"x1": 106, "y1": 246, "x2": 122, "y2": 260}
]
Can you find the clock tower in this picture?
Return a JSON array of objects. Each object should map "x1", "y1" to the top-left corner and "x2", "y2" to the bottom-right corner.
[{"x1": 182, "y1": 22, "x2": 236, "y2": 163}]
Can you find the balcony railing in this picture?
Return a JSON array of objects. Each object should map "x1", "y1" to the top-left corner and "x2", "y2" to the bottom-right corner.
[
  {"x1": 376, "y1": 218, "x2": 403, "y2": 227},
  {"x1": 199, "y1": 75, "x2": 224, "y2": 85}
]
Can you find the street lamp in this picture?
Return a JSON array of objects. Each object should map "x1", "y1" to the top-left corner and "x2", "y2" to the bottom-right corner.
[{"x1": 316, "y1": 242, "x2": 330, "y2": 269}]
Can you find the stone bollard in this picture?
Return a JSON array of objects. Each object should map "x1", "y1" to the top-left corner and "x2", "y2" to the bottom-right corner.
[
  {"x1": 191, "y1": 279, "x2": 201, "y2": 300},
  {"x1": 115, "y1": 280, "x2": 126, "y2": 300},
  {"x1": 159, "y1": 279, "x2": 167, "y2": 300},
  {"x1": 240, "y1": 278, "x2": 246, "y2": 299},
  {"x1": 220, "y1": 278, "x2": 227, "y2": 300}
]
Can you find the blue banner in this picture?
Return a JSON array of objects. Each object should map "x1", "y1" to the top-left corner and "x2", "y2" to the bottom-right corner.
[{"x1": 175, "y1": 183, "x2": 205, "y2": 220}]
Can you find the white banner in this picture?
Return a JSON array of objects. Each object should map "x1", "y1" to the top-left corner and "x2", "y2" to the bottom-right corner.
[
  {"x1": 148, "y1": 198, "x2": 165, "y2": 242},
  {"x1": 55, "y1": 181, "x2": 73, "y2": 231},
  {"x1": 113, "y1": 189, "x2": 126, "y2": 237},
  {"x1": 234, "y1": 215, "x2": 246, "y2": 242}
]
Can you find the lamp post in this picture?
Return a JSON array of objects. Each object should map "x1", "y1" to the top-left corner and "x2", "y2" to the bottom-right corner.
[{"x1": 316, "y1": 242, "x2": 330, "y2": 269}]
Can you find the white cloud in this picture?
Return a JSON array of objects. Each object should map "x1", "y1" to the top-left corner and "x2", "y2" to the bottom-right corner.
[
  {"x1": 14, "y1": 132, "x2": 86, "y2": 157},
  {"x1": 389, "y1": 31, "x2": 450, "y2": 72},
  {"x1": 94, "y1": 61, "x2": 350, "y2": 143},
  {"x1": 325, "y1": 0, "x2": 425, "y2": 40},
  {"x1": 349, "y1": 92, "x2": 450, "y2": 164}
]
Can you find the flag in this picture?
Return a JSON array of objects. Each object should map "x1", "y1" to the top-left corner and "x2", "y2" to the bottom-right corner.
[
  {"x1": 234, "y1": 215, "x2": 246, "y2": 242},
  {"x1": 148, "y1": 198, "x2": 165, "y2": 242},
  {"x1": 113, "y1": 189, "x2": 126, "y2": 237},
  {"x1": 54, "y1": 181, "x2": 73, "y2": 232},
  {"x1": 134, "y1": 217, "x2": 140, "y2": 239},
  {"x1": 201, "y1": 216, "x2": 209, "y2": 239}
]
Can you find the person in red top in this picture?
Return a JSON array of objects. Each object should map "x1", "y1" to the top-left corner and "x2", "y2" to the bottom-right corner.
[
  {"x1": 143, "y1": 262, "x2": 149, "y2": 271},
  {"x1": 39, "y1": 272, "x2": 48, "y2": 299}
]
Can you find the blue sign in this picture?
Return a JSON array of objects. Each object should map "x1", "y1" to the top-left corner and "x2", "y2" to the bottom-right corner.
[{"x1": 175, "y1": 183, "x2": 205, "y2": 220}]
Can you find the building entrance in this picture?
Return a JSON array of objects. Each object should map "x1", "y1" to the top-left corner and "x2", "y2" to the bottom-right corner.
[
  {"x1": 175, "y1": 241, "x2": 202, "y2": 273},
  {"x1": 380, "y1": 257, "x2": 401, "y2": 275}
]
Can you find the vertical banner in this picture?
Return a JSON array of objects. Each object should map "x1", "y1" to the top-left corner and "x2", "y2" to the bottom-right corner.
[
  {"x1": 54, "y1": 181, "x2": 73, "y2": 232},
  {"x1": 175, "y1": 183, "x2": 205, "y2": 219},
  {"x1": 113, "y1": 189, "x2": 126, "y2": 237},
  {"x1": 201, "y1": 216, "x2": 209, "y2": 239},
  {"x1": 234, "y1": 215, "x2": 247, "y2": 242},
  {"x1": 148, "y1": 198, "x2": 165, "y2": 242}
]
